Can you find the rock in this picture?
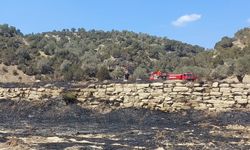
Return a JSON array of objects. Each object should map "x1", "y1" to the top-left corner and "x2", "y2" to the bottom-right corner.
[
  {"x1": 147, "y1": 102, "x2": 157, "y2": 109},
  {"x1": 212, "y1": 101, "x2": 235, "y2": 108},
  {"x1": 219, "y1": 83, "x2": 230, "y2": 87},
  {"x1": 172, "y1": 102, "x2": 185, "y2": 107},
  {"x1": 235, "y1": 96, "x2": 248, "y2": 104},
  {"x1": 163, "y1": 88, "x2": 172, "y2": 92},
  {"x1": 44, "y1": 84, "x2": 53, "y2": 88},
  {"x1": 151, "y1": 92, "x2": 163, "y2": 97},
  {"x1": 123, "y1": 88, "x2": 132, "y2": 93},
  {"x1": 106, "y1": 87, "x2": 115, "y2": 92},
  {"x1": 193, "y1": 83, "x2": 201, "y2": 87},
  {"x1": 138, "y1": 93, "x2": 151, "y2": 100},
  {"x1": 220, "y1": 88, "x2": 231, "y2": 92},
  {"x1": 203, "y1": 96, "x2": 211, "y2": 100},
  {"x1": 194, "y1": 87, "x2": 205, "y2": 92},
  {"x1": 210, "y1": 92, "x2": 222, "y2": 96},
  {"x1": 123, "y1": 102, "x2": 134, "y2": 108},
  {"x1": 37, "y1": 88, "x2": 46, "y2": 92},
  {"x1": 164, "y1": 97, "x2": 172, "y2": 101},
  {"x1": 114, "y1": 87, "x2": 123, "y2": 93},
  {"x1": 222, "y1": 92, "x2": 232, "y2": 96},
  {"x1": 194, "y1": 103, "x2": 207, "y2": 110},
  {"x1": 151, "y1": 82, "x2": 163, "y2": 87},
  {"x1": 212, "y1": 82, "x2": 219, "y2": 88},
  {"x1": 136, "y1": 84, "x2": 150, "y2": 89},
  {"x1": 77, "y1": 97, "x2": 87, "y2": 102},
  {"x1": 237, "y1": 99, "x2": 248, "y2": 104},
  {"x1": 155, "y1": 147, "x2": 165, "y2": 150},
  {"x1": 231, "y1": 84, "x2": 245, "y2": 88},
  {"x1": 193, "y1": 92, "x2": 203, "y2": 96},
  {"x1": 211, "y1": 88, "x2": 219, "y2": 92},
  {"x1": 173, "y1": 87, "x2": 189, "y2": 92},
  {"x1": 245, "y1": 84, "x2": 250, "y2": 88},
  {"x1": 232, "y1": 88, "x2": 243, "y2": 92}
]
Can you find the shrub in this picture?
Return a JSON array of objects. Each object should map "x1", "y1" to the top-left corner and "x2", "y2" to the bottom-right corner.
[
  {"x1": 132, "y1": 66, "x2": 148, "y2": 80},
  {"x1": 12, "y1": 70, "x2": 19, "y2": 76},
  {"x1": 62, "y1": 92, "x2": 77, "y2": 105},
  {"x1": 96, "y1": 66, "x2": 111, "y2": 81}
]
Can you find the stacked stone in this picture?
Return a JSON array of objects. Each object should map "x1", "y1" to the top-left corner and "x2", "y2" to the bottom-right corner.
[{"x1": 0, "y1": 81, "x2": 250, "y2": 112}]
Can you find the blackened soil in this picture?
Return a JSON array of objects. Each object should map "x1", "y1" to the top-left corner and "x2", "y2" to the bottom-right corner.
[{"x1": 0, "y1": 99, "x2": 249, "y2": 149}]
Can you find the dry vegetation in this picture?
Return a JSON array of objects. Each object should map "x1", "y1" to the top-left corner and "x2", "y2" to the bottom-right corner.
[{"x1": 0, "y1": 64, "x2": 35, "y2": 83}]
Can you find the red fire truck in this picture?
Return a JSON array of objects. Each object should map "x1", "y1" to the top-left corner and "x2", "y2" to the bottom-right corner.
[{"x1": 149, "y1": 71, "x2": 197, "y2": 81}]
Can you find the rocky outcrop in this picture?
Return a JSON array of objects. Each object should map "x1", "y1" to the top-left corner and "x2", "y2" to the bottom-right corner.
[{"x1": 0, "y1": 81, "x2": 250, "y2": 112}]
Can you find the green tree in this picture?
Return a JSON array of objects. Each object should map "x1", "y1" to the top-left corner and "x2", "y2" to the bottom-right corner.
[
  {"x1": 132, "y1": 66, "x2": 148, "y2": 80},
  {"x1": 96, "y1": 66, "x2": 111, "y2": 81},
  {"x1": 210, "y1": 65, "x2": 230, "y2": 80},
  {"x1": 234, "y1": 55, "x2": 250, "y2": 82},
  {"x1": 111, "y1": 67, "x2": 125, "y2": 79}
]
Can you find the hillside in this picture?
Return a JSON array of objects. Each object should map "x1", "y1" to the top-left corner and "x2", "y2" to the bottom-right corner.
[
  {"x1": 0, "y1": 63, "x2": 35, "y2": 83},
  {"x1": 1, "y1": 24, "x2": 250, "y2": 82},
  {"x1": 212, "y1": 27, "x2": 250, "y2": 82},
  {"x1": 0, "y1": 24, "x2": 204, "y2": 82}
]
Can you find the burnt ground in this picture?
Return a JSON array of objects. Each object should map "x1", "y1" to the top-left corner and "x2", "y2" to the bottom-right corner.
[{"x1": 0, "y1": 98, "x2": 249, "y2": 149}]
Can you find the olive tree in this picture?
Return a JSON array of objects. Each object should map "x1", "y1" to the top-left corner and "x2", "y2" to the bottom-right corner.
[{"x1": 234, "y1": 55, "x2": 250, "y2": 82}]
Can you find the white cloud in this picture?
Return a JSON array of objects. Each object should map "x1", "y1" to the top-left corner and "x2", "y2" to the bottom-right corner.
[{"x1": 172, "y1": 14, "x2": 202, "y2": 27}]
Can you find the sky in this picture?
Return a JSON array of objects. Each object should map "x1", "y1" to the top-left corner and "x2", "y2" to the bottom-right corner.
[{"x1": 0, "y1": 0, "x2": 250, "y2": 49}]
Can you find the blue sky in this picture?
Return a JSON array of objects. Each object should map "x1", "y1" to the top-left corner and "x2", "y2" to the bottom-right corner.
[{"x1": 0, "y1": 0, "x2": 250, "y2": 48}]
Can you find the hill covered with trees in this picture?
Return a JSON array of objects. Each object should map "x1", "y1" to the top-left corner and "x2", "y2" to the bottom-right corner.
[{"x1": 0, "y1": 24, "x2": 250, "y2": 82}]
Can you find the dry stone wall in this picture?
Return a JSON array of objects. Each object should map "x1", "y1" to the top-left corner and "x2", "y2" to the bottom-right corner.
[{"x1": 0, "y1": 81, "x2": 250, "y2": 112}]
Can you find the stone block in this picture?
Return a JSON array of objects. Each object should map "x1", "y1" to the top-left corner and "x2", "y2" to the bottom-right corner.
[
  {"x1": 212, "y1": 82, "x2": 219, "y2": 88},
  {"x1": 237, "y1": 99, "x2": 248, "y2": 104},
  {"x1": 175, "y1": 82, "x2": 185, "y2": 87},
  {"x1": 231, "y1": 88, "x2": 243, "y2": 92},
  {"x1": 173, "y1": 87, "x2": 189, "y2": 92},
  {"x1": 163, "y1": 88, "x2": 172, "y2": 92},
  {"x1": 193, "y1": 92, "x2": 203, "y2": 96},
  {"x1": 138, "y1": 93, "x2": 151, "y2": 99},
  {"x1": 194, "y1": 87, "x2": 205, "y2": 92},
  {"x1": 136, "y1": 84, "x2": 150, "y2": 89},
  {"x1": 151, "y1": 82, "x2": 163, "y2": 87},
  {"x1": 210, "y1": 92, "x2": 222, "y2": 96},
  {"x1": 231, "y1": 83, "x2": 245, "y2": 88},
  {"x1": 219, "y1": 83, "x2": 230, "y2": 87},
  {"x1": 220, "y1": 88, "x2": 231, "y2": 92}
]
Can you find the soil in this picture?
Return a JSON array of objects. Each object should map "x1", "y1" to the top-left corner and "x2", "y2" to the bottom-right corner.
[
  {"x1": 0, "y1": 64, "x2": 35, "y2": 83},
  {"x1": 0, "y1": 98, "x2": 249, "y2": 149}
]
